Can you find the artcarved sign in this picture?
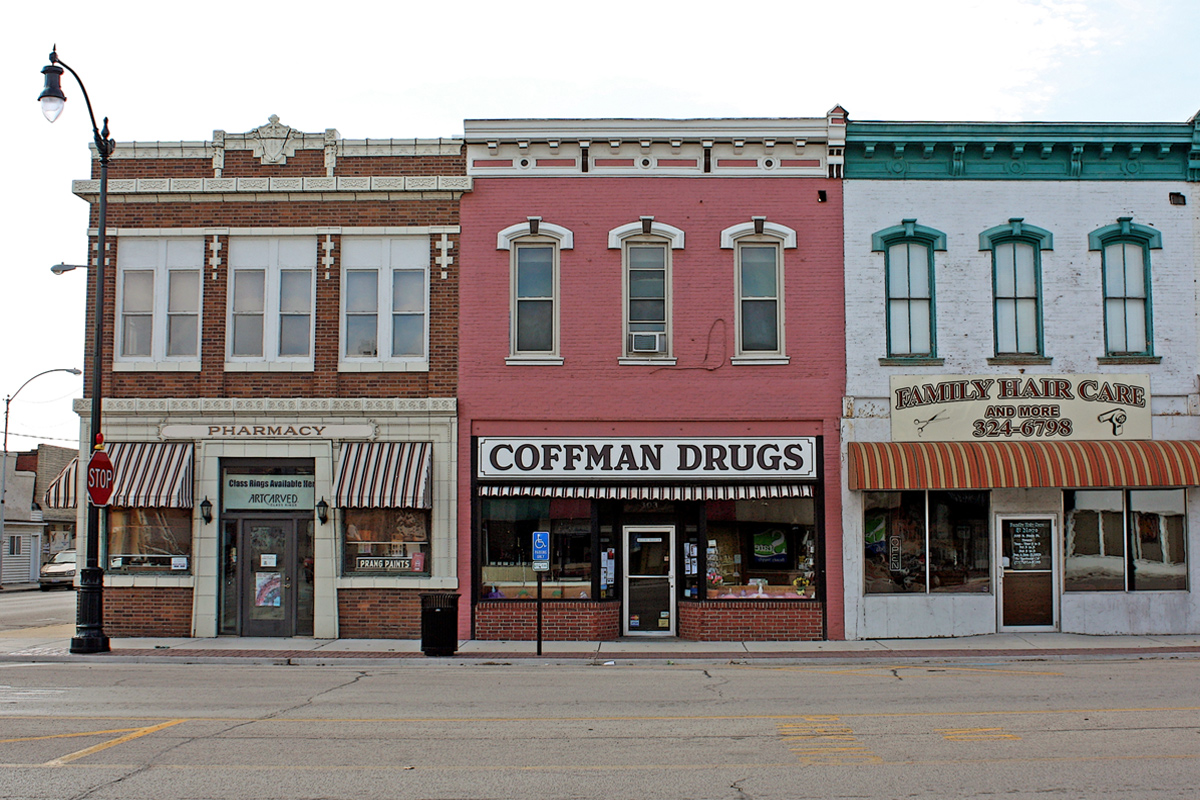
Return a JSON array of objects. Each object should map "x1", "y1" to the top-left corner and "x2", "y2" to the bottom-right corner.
[
  {"x1": 477, "y1": 437, "x2": 818, "y2": 480},
  {"x1": 161, "y1": 423, "x2": 376, "y2": 440},
  {"x1": 890, "y1": 374, "x2": 1151, "y2": 442}
]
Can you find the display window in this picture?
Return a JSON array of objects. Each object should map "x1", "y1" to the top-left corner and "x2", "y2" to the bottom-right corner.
[
  {"x1": 480, "y1": 497, "x2": 593, "y2": 599},
  {"x1": 864, "y1": 491, "x2": 990, "y2": 594},
  {"x1": 1064, "y1": 489, "x2": 1187, "y2": 592},
  {"x1": 704, "y1": 498, "x2": 817, "y2": 599},
  {"x1": 107, "y1": 507, "x2": 193, "y2": 573},
  {"x1": 342, "y1": 508, "x2": 431, "y2": 575}
]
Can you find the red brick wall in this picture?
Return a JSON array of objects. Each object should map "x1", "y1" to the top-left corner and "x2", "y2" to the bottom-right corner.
[
  {"x1": 103, "y1": 586, "x2": 193, "y2": 637},
  {"x1": 475, "y1": 601, "x2": 620, "y2": 640},
  {"x1": 337, "y1": 589, "x2": 424, "y2": 638},
  {"x1": 100, "y1": 152, "x2": 464, "y2": 180},
  {"x1": 678, "y1": 601, "x2": 824, "y2": 641}
]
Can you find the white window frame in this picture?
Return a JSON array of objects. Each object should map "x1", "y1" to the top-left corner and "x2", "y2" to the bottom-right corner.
[
  {"x1": 226, "y1": 236, "x2": 316, "y2": 371},
  {"x1": 720, "y1": 219, "x2": 796, "y2": 364},
  {"x1": 609, "y1": 219, "x2": 684, "y2": 365},
  {"x1": 498, "y1": 218, "x2": 574, "y2": 366},
  {"x1": 113, "y1": 237, "x2": 204, "y2": 372},
  {"x1": 338, "y1": 236, "x2": 431, "y2": 373}
]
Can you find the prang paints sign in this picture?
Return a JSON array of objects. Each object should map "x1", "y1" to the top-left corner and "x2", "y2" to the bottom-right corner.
[{"x1": 477, "y1": 437, "x2": 817, "y2": 481}]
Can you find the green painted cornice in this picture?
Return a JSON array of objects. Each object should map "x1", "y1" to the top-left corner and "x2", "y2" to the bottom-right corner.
[
  {"x1": 871, "y1": 219, "x2": 947, "y2": 251},
  {"x1": 1088, "y1": 217, "x2": 1163, "y2": 250},
  {"x1": 846, "y1": 117, "x2": 1198, "y2": 181},
  {"x1": 979, "y1": 218, "x2": 1054, "y2": 251}
]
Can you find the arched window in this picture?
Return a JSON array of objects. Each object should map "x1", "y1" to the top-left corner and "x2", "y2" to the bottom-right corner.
[
  {"x1": 979, "y1": 218, "x2": 1053, "y2": 358},
  {"x1": 872, "y1": 220, "x2": 946, "y2": 359},
  {"x1": 609, "y1": 218, "x2": 684, "y2": 360},
  {"x1": 1089, "y1": 217, "x2": 1162, "y2": 357},
  {"x1": 720, "y1": 218, "x2": 797, "y2": 362},
  {"x1": 497, "y1": 218, "x2": 573, "y2": 363}
]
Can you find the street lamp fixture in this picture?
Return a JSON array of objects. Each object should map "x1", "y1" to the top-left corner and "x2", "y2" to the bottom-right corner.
[
  {"x1": 39, "y1": 45, "x2": 115, "y2": 655},
  {"x1": 51, "y1": 263, "x2": 87, "y2": 275},
  {"x1": 1, "y1": 368, "x2": 82, "y2": 589}
]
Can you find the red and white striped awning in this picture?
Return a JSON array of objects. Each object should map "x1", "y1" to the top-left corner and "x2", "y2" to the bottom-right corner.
[
  {"x1": 335, "y1": 442, "x2": 432, "y2": 509},
  {"x1": 108, "y1": 443, "x2": 194, "y2": 507},
  {"x1": 478, "y1": 484, "x2": 813, "y2": 500},
  {"x1": 43, "y1": 458, "x2": 78, "y2": 509},
  {"x1": 848, "y1": 440, "x2": 1200, "y2": 490}
]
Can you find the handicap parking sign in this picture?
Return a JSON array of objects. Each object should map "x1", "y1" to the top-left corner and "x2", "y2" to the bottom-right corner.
[{"x1": 532, "y1": 530, "x2": 550, "y2": 562}]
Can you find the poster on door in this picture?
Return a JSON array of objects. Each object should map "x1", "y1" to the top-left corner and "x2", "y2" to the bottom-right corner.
[{"x1": 255, "y1": 572, "x2": 282, "y2": 607}]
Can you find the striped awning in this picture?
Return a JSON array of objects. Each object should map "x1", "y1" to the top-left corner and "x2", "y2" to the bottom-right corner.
[
  {"x1": 108, "y1": 443, "x2": 194, "y2": 507},
  {"x1": 848, "y1": 440, "x2": 1200, "y2": 491},
  {"x1": 478, "y1": 484, "x2": 813, "y2": 500},
  {"x1": 44, "y1": 458, "x2": 79, "y2": 509},
  {"x1": 335, "y1": 442, "x2": 432, "y2": 509}
]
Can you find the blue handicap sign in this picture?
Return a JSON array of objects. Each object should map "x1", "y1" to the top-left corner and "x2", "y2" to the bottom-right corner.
[{"x1": 532, "y1": 530, "x2": 550, "y2": 562}]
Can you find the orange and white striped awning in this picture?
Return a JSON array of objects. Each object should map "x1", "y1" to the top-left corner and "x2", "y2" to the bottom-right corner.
[
  {"x1": 848, "y1": 440, "x2": 1200, "y2": 491},
  {"x1": 44, "y1": 458, "x2": 78, "y2": 509},
  {"x1": 478, "y1": 484, "x2": 813, "y2": 500},
  {"x1": 335, "y1": 442, "x2": 432, "y2": 509}
]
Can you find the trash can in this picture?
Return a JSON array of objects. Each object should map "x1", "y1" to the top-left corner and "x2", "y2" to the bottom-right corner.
[{"x1": 420, "y1": 592, "x2": 459, "y2": 657}]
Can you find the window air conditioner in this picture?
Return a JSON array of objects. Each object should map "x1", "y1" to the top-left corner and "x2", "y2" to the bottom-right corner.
[{"x1": 629, "y1": 332, "x2": 666, "y2": 354}]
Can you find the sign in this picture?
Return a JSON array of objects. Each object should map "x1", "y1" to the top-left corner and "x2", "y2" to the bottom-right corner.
[
  {"x1": 1003, "y1": 519, "x2": 1053, "y2": 571},
  {"x1": 890, "y1": 374, "x2": 1151, "y2": 442},
  {"x1": 86, "y1": 449, "x2": 116, "y2": 507},
  {"x1": 356, "y1": 554, "x2": 426, "y2": 572},
  {"x1": 223, "y1": 474, "x2": 316, "y2": 511},
  {"x1": 160, "y1": 423, "x2": 376, "y2": 440},
  {"x1": 532, "y1": 530, "x2": 550, "y2": 572},
  {"x1": 477, "y1": 437, "x2": 818, "y2": 480}
]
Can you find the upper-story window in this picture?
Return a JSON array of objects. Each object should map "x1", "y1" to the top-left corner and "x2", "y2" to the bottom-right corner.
[
  {"x1": 115, "y1": 238, "x2": 203, "y2": 368},
  {"x1": 609, "y1": 218, "x2": 685, "y2": 362},
  {"x1": 721, "y1": 218, "x2": 797, "y2": 363},
  {"x1": 872, "y1": 220, "x2": 947, "y2": 360},
  {"x1": 1089, "y1": 217, "x2": 1161, "y2": 357},
  {"x1": 340, "y1": 236, "x2": 429, "y2": 370},
  {"x1": 497, "y1": 218, "x2": 574, "y2": 365},
  {"x1": 980, "y1": 218, "x2": 1053, "y2": 358},
  {"x1": 227, "y1": 237, "x2": 316, "y2": 368}
]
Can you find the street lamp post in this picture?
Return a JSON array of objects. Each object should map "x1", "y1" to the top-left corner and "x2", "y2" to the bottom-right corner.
[
  {"x1": 39, "y1": 45, "x2": 114, "y2": 654},
  {"x1": 0, "y1": 368, "x2": 82, "y2": 588}
]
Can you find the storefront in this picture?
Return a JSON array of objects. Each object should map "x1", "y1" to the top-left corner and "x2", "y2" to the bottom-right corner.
[{"x1": 472, "y1": 435, "x2": 826, "y2": 640}]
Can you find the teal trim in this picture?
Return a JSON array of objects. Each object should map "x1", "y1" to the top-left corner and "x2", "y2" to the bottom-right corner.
[
  {"x1": 979, "y1": 218, "x2": 1053, "y2": 251},
  {"x1": 871, "y1": 219, "x2": 947, "y2": 251},
  {"x1": 1087, "y1": 217, "x2": 1163, "y2": 250}
]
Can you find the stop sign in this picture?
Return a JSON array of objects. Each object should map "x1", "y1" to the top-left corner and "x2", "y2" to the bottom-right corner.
[{"x1": 87, "y1": 449, "x2": 116, "y2": 507}]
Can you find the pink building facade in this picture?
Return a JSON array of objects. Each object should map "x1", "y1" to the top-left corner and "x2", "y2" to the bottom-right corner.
[{"x1": 457, "y1": 113, "x2": 848, "y2": 641}]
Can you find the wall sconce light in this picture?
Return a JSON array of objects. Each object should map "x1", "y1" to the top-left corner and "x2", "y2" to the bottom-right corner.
[
  {"x1": 200, "y1": 497, "x2": 213, "y2": 524},
  {"x1": 317, "y1": 498, "x2": 329, "y2": 524},
  {"x1": 817, "y1": 190, "x2": 828, "y2": 203}
]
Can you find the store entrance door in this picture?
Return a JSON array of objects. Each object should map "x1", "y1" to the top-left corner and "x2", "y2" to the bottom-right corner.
[
  {"x1": 997, "y1": 515, "x2": 1057, "y2": 630},
  {"x1": 623, "y1": 525, "x2": 675, "y2": 636},
  {"x1": 239, "y1": 518, "x2": 315, "y2": 637}
]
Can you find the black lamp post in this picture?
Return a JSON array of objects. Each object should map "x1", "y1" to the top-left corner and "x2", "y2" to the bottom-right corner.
[{"x1": 40, "y1": 45, "x2": 113, "y2": 654}]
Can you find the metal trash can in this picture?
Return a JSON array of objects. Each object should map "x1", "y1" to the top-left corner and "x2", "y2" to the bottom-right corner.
[{"x1": 420, "y1": 592, "x2": 459, "y2": 657}]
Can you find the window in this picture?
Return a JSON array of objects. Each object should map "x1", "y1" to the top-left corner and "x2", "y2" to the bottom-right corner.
[
  {"x1": 479, "y1": 497, "x2": 593, "y2": 599},
  {"x1": 864, "y1": 491, "x2": 990, "y2": 594},
  {"x1": 115, "y1": 237, "x2": 203, "y2": 364},
  {"x1": 721, "y1": 218, "x2": 795, "y2": 361},
  {"x1": 227, "y1": 237, "x2": 316, "y2": 365},
  {"x1": 1064, "y1": 489, "x2": 1187, "y2": 591},
  {"x1": 8, "y1": 536, "x2": 19, "y2": 556},
  {"x1": 980, "y1": 218, "x2": 1052, "y2": 357},
  {"x1": 342, "y1": 508, "x2": 431, "y2": 575},
  {"x1": 340, "y1": 236, "x2": 429, "y2": 367},
  {"x1": 1090, "y1": 218, "x2": 1161, "y2": 357},
  {"x1": 872, "y1": 220, "x2": 946, "y2": 359},
  {"x1": 497, "y1": 218, "x2": 574, "y2": 364},
  {"x1": 624, "y1": 240, "x2": 670, "y2": 356},
  {"x1": 705, "y1": 498, "x2": 817, "y2": 599},
  {"x1": 107, "y1": 508, "x2": 193, "y2": 573}
]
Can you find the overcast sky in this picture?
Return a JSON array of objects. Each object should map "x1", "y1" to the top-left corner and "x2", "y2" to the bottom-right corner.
[{"x1": 3, "y1": 0, "x2": 1197, "y2": 454}]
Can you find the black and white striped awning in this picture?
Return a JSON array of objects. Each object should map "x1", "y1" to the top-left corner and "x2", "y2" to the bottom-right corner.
[
  {"x1": 44, "y1": 458, "x2": 79, "y2": 509},
  {"x1": 335, "y1": 442, "x2": 432, "y2": 509},
  {"x1": 477, "y1": 484, "x2": 813, "y2": 500},
  {"x1": 108, "y1": 443, "x2": 194, "y2": 508}
]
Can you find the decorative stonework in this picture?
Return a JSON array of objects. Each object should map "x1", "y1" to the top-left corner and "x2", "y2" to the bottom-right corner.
[{"x1": 79, "y1": 397, "x2": 458, "y2": 417}]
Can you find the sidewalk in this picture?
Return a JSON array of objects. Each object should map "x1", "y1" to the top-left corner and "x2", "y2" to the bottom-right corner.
[{"x1": 3, "y1": 624, "x2": 1200, "y2": 665}]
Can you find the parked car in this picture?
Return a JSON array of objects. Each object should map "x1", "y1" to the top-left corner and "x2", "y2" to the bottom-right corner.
[{"x1": 39, "y1": 550, "x2": 76, "y2": 590}]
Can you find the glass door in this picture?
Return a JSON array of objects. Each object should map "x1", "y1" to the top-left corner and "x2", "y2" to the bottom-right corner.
[
  {"x1": 998, "y1": 515, "x2": 1057, "y2": 630},
  {"x1": 240, "y1": 518, "x2": 314, "y2": 637},
  {"x1": 623, "y1": 525, "x2": 676, "y2": 636}
]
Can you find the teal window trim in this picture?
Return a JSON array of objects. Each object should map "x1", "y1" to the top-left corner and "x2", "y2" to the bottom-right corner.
[
  {"x1": 980, "y1": 218, "x2": 1051, "y2": 357},
  {"x1": 874, "y1": 219, "x2": 944, "y2": 359},
  {"x1": 1089, "y1": 217, "x2": 1159, "y2": 357}
]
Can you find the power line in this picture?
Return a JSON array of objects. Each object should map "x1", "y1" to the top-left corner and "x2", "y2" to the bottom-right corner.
[{"x1": 5, "y1": 430, "x2": 80, "y2": 445}]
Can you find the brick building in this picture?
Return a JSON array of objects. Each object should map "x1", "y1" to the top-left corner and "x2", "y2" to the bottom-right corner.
[
  {"x1": 458, "y1": 111, "x2": 848, "y2": 641},
  {"x1": 56, "y1": 116, "x2": 468, "y2": 637},
  {"x1": 841, "y1": 112, "x2": 1200, "y2": 637}
]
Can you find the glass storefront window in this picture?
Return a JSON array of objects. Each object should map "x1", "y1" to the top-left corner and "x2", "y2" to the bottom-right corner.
[
  {"x1": 342, "y1": 508, "x2": 431, "y2": 576},
  {"x1": 480, "y1": 497, "x2": 593, "y2": 599},
  {"x1": 107, "y1": 507, "x2": 193, "y2": 573},
  {"x1": 864, "y1": 491, "x2": 990, "y2": 594},
  {"x1": 1065, "y1": 489, "x2": 1187, "y2": 591},
  {"x1": 705, "y1": 498, "x2": 818, "y2": 600}
]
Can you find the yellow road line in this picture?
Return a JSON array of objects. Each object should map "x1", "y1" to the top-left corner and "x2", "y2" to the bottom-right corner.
[
  {"x1": 43, "y1": 719, "x2": 187, "y2": 767},
  {"x1": 1, "y1": 728, "x2": 140, "y2": 744}
]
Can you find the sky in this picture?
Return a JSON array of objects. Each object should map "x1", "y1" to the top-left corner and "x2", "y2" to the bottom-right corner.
[{"x1": 1, "y1": 0, "x2": 1197, "y2": 455}]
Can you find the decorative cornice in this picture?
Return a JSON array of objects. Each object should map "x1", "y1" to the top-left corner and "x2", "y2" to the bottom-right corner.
[
  {"x1": 979, "y1": 218, "x2": 1054, "y2": 251},
  {"x1": 75, "y1": 397, "x2": 457, "y2": 416},
  {"x1": 871, "y1": 219, "x2": 948, "y2": 252},
  {"x1": 72, "y1": 175, "x2": 472, "y2": 200}
]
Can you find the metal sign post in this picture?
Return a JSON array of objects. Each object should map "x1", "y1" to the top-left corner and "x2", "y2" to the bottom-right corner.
[{"x1": 533, "y1": 531, "x2": 549, "y2": 656}]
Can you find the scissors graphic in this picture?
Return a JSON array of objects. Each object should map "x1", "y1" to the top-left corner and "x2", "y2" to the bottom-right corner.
[{"x1": 913, "y1": 410, "x2": 946, "y2": 437}]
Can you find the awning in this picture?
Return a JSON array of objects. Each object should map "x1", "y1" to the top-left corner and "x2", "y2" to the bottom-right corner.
[
  {"x1": 335, "y1": 442, "x2": 432, "y2": 509},
  {"x1": 848, "y1": 440, "x2": 1200, "y2": 490},
  {"x1": 44, "y1": 458, "x2": 78, "y2": 509},
  {"x1": 107, "y1": 443, "x2": 194, "y2": 507},
  {"x1": 478, "y1": 484, "x2": 813, "y2": 500}
]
